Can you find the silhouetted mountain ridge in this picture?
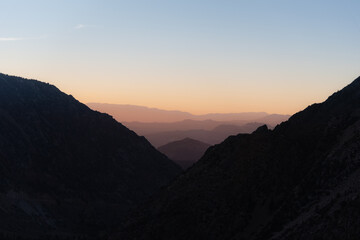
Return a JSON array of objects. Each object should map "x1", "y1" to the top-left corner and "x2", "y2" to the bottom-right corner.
[
  {"x1": 0, "y1": 73, "x2": 182, "y2": 239},
  {"x1": 117, "y1": 76, "x2": 360, "y2": 240}
]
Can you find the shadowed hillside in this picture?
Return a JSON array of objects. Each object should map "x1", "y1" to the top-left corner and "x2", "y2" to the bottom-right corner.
[
  {"x1": 117, "y1": 76, "x2": 360, "y2": 240},
  {"x1": 0, "y1": 73, "x2": 182, "y2": 239}
]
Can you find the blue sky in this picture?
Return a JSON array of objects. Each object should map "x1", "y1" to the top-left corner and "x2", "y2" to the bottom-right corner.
[{"x1": 1, "y1": 0, "x2": 360, "y2": 114}]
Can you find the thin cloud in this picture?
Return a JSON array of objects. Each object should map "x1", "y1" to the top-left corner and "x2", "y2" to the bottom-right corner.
[
  {"x1": 74, "y1": 24, "x2": 85, "y2": 29},
  {"x1": 74, "y1": 24, "x2": 100, "y2": 30},
  {"x1": 0, "y1": 37, "x2": 23, "y2": 41}
]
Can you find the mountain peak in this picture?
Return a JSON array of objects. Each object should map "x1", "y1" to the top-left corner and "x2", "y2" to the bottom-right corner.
[{"x1": 252, "y1": 124, "x2": 269, "y2": 134}]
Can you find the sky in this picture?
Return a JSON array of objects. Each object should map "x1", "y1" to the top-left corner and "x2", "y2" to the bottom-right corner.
[{"x1": 1, "y1": 0, "x2": 360, "y2": 115}]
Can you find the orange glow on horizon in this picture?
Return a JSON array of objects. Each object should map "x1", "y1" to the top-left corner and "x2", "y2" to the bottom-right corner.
[{"x1": 2, "y1": 68, "x2": 355, "y2": 117}]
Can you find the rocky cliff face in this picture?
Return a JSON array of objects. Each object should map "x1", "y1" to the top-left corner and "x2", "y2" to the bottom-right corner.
[
  {"x1": 118, "y1": 76, "x2": 360, "y2": 240},
  {"x1": 0, "y1": 73, "x2": 182, "y2": 239}
]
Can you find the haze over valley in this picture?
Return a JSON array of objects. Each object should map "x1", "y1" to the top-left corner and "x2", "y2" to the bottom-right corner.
[{"x1": 87, "y1": 103, "x2": 290, "y2": 147}]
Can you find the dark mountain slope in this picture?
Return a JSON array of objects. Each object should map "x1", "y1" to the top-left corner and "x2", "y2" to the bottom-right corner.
[
  {"x1": 117, "y1": 76, "x2": 360, "y2": 240},
  {"x1": 158, "y1": 138, "x2": 211, "y2": 169},
  {"x1": 0, "y1": 73, "x2": 182, "y2": 238}
]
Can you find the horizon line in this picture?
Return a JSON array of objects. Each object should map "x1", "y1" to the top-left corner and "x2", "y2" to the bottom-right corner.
[{"x1": 86, "y1": 102, "x2": 292, "y2": 116}]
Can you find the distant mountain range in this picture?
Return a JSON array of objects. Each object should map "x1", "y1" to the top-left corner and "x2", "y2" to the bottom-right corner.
[
  {"x1": 123, "y1": 119, "x2": 270, "y2": 135},
  {"x1": 144, "y1": 122, "x2": 264, "y2": 147},
  {"x1": 87, "y1": 102, "x2": 290, "y2": 124},
  {"x1": 0, "y1": 73, "x2": 181, "y2": 239},
  {"x1": 88, "y1": 103, "x2": 290, "y2": 149},
  {"x1": 117, "y1": 76, "x2": 360, "y2": 240},
  {"x1": 158, "y1": 138, "x2": 211, "y2": 169}
]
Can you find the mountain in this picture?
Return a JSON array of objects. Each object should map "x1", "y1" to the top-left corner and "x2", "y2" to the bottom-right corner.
[
  {"x1": 195, "y1": 112, "x2": 288, "y2": 122},
  {"x1": 87, "y1": 103, "x2": 194, "y2": 123},
  {"x1": 117, "y1": 76, "x2": 360, "y2": 240},
  {"x1": 123, "y1": 119, "x2": 274, "y2": 135},
  {"x1": 123, "y1": 119, "x2": 229, "y2": 135},
  {"x1": 89, "y1": 104, "x2": 289, "y2": 148},
  {"x1": 158, "y1": 138, "x2": 211, "y2": 169},
  {"x1": 87, "y1": 103, "x2": 290, "y2": 123},
  {"x1": 145, "y1": 122, "x2": 263, "y2": 147},
  {"x1": 0, "y1": 73, "x2": 182, "y2": 239}
]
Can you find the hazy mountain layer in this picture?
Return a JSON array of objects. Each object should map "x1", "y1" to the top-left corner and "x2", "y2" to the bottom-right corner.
[
  {"x1": 117, "y1": 76, "x2": 360, "y2": 240},
  {"x1": 87, "y1": 103, "x2": 290, "y2": 123},
  {"x1": 123, "y1": 119, "x2": 236, "y2": 135},
  {"x1": 145, "y1": 123, "x2": 263, "y2": 147},
  {"x1": 0, "y1": 73, "x2": 182, "y2": 239},
  {"x1": 158, "y1": 138, "x2": 211, "y2": 169},
  {"x1": 91, "y1": 105, "x2": 289, "y2": 149}
]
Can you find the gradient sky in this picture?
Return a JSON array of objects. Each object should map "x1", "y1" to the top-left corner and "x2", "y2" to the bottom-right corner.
[{"x1": 1, "y1": 0, "x2": 359, "y2": 115}]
